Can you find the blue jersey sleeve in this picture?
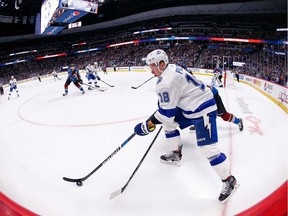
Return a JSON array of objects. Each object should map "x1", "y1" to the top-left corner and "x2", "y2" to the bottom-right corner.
[{"x1": 68, "y1": 69, "x2": 73, "y2": 76}]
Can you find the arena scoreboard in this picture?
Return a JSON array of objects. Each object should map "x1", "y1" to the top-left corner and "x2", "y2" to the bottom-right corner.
[{"x1": 38, "y1": 0, "x2": 98, "y2": 35}]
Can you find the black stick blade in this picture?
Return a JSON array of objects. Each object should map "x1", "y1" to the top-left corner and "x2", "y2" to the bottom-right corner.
[{"x1": 63, "y1": 177, "x2": 82, "y2": 182}]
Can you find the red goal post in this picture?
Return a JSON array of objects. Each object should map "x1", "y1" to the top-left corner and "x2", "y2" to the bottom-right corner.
[{"x1": 224, "y1": 70, "x2": 236, "y2": 88}]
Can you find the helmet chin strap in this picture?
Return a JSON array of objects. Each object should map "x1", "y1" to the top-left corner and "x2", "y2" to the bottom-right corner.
[{"x1": 157, "y1": 65, "x2": 162, "y2": 73}]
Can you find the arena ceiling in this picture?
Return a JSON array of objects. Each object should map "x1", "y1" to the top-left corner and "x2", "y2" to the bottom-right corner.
[{"x1": 0, "y1": 0, "x2": 287, "y2": 36}]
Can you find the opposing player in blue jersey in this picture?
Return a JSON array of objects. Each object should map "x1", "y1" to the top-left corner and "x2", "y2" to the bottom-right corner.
[
  {"x1": 134, "y1": 49, "x2": 238, "y2": 203},
  {"x1": 8, "y1": 76, "x2": 19, "y2": 100},
  {"x1": 63, "y1": 64, "x2": 85, "y2": 96},
  {"x1": 85, "y1": 62, "x2": 101, "y2": 90}
]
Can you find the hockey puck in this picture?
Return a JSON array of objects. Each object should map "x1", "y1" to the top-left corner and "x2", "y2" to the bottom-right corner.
[{"x1": 76, "y1": 181, "x2": 83, "y2": 187}]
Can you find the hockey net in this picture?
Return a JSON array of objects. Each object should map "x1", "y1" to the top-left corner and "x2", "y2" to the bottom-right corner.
[{"x1": 224, "y1": 70, "x2": 236, "y2": 88}]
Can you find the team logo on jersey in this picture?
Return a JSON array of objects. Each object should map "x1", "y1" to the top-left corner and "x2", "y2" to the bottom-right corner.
[{"x1": 197, "y1": 137, "x2": 206, "y2": 142}]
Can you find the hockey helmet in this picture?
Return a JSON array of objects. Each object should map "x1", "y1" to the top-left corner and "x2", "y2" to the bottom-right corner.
[{"x1": 145, "y1": 49, "x2": 169, "y2": 66}]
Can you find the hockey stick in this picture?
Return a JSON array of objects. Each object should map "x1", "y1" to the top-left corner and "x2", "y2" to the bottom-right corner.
[
  {"x1": 82, "y1": 82, "x2": 105, "y2": 92},
  {"x1": 110, "y1": 126, "x2": 163, "y2": 199},
  {"x1": 101, "y1": 80, "x2": 114, "y2": 87},
  {"x1": 131, "y1": 76, "x2": 155, "y2": 89},
  {"x1": 63, "y1": 132, "x2": 136, "y2": 186}
]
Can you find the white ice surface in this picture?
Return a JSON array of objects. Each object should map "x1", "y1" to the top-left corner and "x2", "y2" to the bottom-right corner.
[{"x1": 0, "y1": 72, "x2": 287, "y2": 216}]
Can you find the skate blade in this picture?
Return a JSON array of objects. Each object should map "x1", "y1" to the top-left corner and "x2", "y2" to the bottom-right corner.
[
  {"x1": 220, "y1": 183, "x2": 240, "y2": 203},
  {"x1": 99, "y1": 87, "x2": 107, "y2": 91},
  {"x1": 160, "y1": 159, "x2": 181, "y2": 167}
]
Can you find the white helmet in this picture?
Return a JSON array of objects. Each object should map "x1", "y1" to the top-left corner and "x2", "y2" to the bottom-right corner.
[{"x1": 145, "y1": 49, "x2": 169, "y2": 66}]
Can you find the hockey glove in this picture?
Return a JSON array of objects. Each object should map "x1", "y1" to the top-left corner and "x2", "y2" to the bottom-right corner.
[{"x1": 134, "y1": 122, "x2": 155, "y2": 136}]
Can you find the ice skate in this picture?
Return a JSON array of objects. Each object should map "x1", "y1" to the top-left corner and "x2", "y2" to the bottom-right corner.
[
  {"x1": 88, "y1": 87, "x2": 93, "y2": 90},
  {"x1": 63, "y1": 93, "x2": 68, "y2": 96},
  {"x1": 238, "y1": 118, "x2": 243, "y2": 131},
  {"x1": 218, "y1": 175, "x2": 239, "y2": 203},
  {"x1": 95, "y1": 84, "x2": 100, "y2": 88},
  {"x1": 160, "y1": 145, "x2": 182, "y2": 166},
  {"x1": 82, "y1": 90, "x2": 85, "y2": 94}
]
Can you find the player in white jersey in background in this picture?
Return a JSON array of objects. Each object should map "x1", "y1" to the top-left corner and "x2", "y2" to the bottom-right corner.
[
  {"x1": 52, "y1": 70, "x2": 60, "y2": 81},
  {"x1": 134, "y1": 49, "x2": 238, "y2": 203},
  {"x1": 93, "y1": 61, "x2": 99, "y2": 72},
  {"x1": 8, "y1": 76, "x2": 19, "y2": 100},
  {"x1": 211, "y1": 67, "x2": 223, "y2": 87},
  {"x1": 85, "y1": 62, "x2": 101, "y2": 90}
]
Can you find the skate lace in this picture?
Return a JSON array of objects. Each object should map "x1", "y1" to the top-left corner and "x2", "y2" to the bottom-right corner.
[
  {"x1": 166, "y1": 151, "x2": 176, "y2": 158},
  {"x1": 165, "y1": 151, "x2": 180, "y2": 160},
  {"x1": 239, "y1": 119, "x2": 243, "y2": 126},
  {"x1": 221, "y1": 181, "x2": 231, "y2": 195}
]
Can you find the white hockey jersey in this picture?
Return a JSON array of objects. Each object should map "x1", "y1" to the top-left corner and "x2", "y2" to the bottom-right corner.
[
  {"x1": 86, "y1": 65, "x2": 97, "y2": 75},
  {"x1": 154, "y1": 64, "x2": 217, "y2": 126},
  {"x1": 9, "y1": 79, "x2": 17, "y2": 88}
]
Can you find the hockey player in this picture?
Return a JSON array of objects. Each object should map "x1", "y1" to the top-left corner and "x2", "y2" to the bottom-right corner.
[
  {"x1": 211, "y1": 67, "x2": 223, "y2": 87},
  {"x1": 93, "y1": 62, "x2": 99, "y2": 72},
  {"x1": 63, "y1": 64, "x2": 85, "y2": 96},
  {"x1": 8, "y1": 76, "x2": 19, "y2": 100},
  {"x1": 0, "y1": 80, "x2": 4, "y2": 95},
  {"x1": 102, "y1": 65, "x2": 108, "y2": 74},
  {"x1": 134, "y1": 49, "x2": 238, "y2": 203},
  {"x1": 234, "y1": 69, "x2": 240, "y2": 82},
  {"x1": 85, "y1": 63, "x2": 101, "y2": 90},
  {"x1": 52, "y1": 70, "x2": 60, "y2": 81},
  {"x1": 190, "y1": 85, "x2": 243, "y2": 131}
]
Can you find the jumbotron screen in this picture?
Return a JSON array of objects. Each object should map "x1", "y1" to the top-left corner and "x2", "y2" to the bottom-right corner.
[
  {"x1": 39, "y1": 0, "x2": 97, "y2": 35},
  {"x1": 40, "y1": 0, "x2": 60, "y2": 34},
  {"x1": 60, "y1": 0, "x2": 98, "y2": 13}
]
